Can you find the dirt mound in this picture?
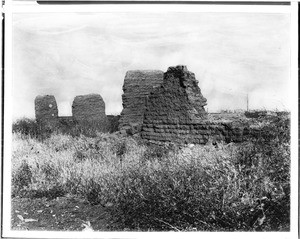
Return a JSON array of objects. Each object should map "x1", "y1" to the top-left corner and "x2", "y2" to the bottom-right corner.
[{"x1": 11, "y1": 196, "x2": 117, "y2": 231}]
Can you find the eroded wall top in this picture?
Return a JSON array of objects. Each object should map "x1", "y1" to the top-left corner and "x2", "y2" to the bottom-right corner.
[
  {"x1": 72, "y1": 93, "x2": 107, "y2": 122},
  {"x1": 119, "y1": 70, "x2": 164, "y2": 133},
  {"x1": 143, "y1": 65, "x2": 207, "y2": 125},
  {"x1": 34, "y1": 95, "x2": 58, "y2": 122},
  {"x1": 141, "y1": 65, "x2": 210, "y2": 144}
]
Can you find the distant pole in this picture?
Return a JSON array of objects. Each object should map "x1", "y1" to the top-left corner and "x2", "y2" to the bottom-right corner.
[{"x1": 246, "y1": 93, "x2": 249, "y2": 111}]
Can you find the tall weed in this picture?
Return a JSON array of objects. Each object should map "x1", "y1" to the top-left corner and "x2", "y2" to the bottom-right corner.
[{"x1": 11, "y1": 114, "x2": 290, "y2": 231}]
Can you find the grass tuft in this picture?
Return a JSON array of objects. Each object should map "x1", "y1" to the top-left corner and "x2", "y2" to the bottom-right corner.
[{"x1": 11, "y1": 113, "x2": 290, "y2": 231}]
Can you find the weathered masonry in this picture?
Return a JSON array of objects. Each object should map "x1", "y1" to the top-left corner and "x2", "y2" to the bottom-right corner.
[
  {"x1": 119, "y1": 70, "x2": 164, "y2": 134},
  {"x1": 72, "y1": 94, "x2": 108, "y2": 124},
  {"x1": 140, "y1": 66, "x2": 253, "y2": 144},
  {"x1": 34, "y1": 65, "x2": 255, "y2": 145},
  {"x1": 141, "y1": 65, "x2": 210, "y2": 144},
  {"x1": 34, "y1": 95, "x2": 59, "y2": 125},
  {"x1": 118, "y1": 65, "x2": 250, "y2": 144},
  {"x1": 143, "y1": 65, "x2": 207, "y2": 125},
  {"x1": 35, "y1": 93, "x2": 108, "y2": 125}
]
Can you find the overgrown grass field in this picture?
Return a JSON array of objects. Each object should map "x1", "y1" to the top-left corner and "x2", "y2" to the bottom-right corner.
[{"x1": 11, "y1": 114, "x2": 290, "y2": 231}]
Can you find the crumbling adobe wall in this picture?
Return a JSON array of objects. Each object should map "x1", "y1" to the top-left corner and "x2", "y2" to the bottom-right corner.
[
  {"x1": 107, "y1": 115, "x2": 120, "y2": 133},
  {"x1": 119, "y1": 70, "x2": 164, "y2": 134},
  {"x1": 142, "y1": 65, "x2": 207, "y2": 125},
  {"x1": 72, "y1": 94, "x2": 108, "y2": 124},
  {"x1": 34, "y1": 95, "x2": 58, "y2": 124},
  {"x1": 140, "y1": 65, "x2": 250, "y2": 145},
  {"x1": 141, "y1": 65, "x2": 208, "y2": 144},
  {"x1": 142, "y1": 121, "x2": 249, "y2": 145}
]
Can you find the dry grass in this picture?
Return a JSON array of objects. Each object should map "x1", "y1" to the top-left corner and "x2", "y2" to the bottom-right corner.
[{"x1": 11, "y1": 113, "x2": 290, "y2": 231}]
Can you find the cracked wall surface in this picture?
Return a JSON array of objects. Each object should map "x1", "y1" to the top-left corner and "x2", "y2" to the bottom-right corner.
[
  {"x1": 72, "y1": 94, "x2": 107, "y2": 123},
  {"x1": 34, "y1": 66, "x2": 257, "y2": 145},
  {"x1": 140, "y1": 65, "x2": 210, "y2": 144},
  {"x1": 119, "y1": 70, "x2": 164, "y2": 133},
  {"x1": 35, "y1": 93, "x2": 109, "y2": 126},
  {"x1": 35, "y1": 95, "x2": 59, "y2": 124}
]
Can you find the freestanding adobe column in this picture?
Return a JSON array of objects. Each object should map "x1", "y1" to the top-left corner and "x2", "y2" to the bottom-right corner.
[
  {"x1": 72, "y1": 93, "x2": 108, "y2": 123},
  {"x1": 141, "y1": 65, "x2": 208, "y2": 144},
  {"x1": 35, "y1": 95, "x2": 58, "y2": 123},
  {"x1": 119, "y1": 70, "x2": 164, "y2": 134}
]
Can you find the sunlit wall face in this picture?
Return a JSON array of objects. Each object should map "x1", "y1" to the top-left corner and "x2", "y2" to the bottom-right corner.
[{"x1": 12, "y1": 12, "x2": 290, "y2": 119}]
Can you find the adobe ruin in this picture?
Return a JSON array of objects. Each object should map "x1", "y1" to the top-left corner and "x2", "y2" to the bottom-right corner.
[
  {"x1": 119, "y1": 70, "x2": 164, "y2": 134},
  {"x1": 35, "y1": 93, "x2": 110, "y2": 128},
  {"x1": 34, "y1": 65, "x2": 251, "y2": 145},
  {"x1": 141, "y1": 65, "x2": 210, "y2": 144},
  {"x1": 72, "y1": 94, "x2": 108, "y2": 124},
  {"x1": 34, "y1": 95, "x2": 59, "y2": 124},
  {"x1": 114, "y1": 65, "x2": 247, "y2": 145},
  {"x1": 143, "y1": 65, "x2": 207, "y2": 124},
  {"x1": 116, "y1": 65, "x2": 248, "y2": 144}
]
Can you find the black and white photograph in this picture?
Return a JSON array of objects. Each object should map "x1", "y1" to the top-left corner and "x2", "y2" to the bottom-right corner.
[{"x1": 1, "y1": 1, "x2": 298, "y2": 238}]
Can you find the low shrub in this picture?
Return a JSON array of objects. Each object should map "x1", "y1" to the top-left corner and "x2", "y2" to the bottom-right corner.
[
  {"x1": 12, "y1": 117, "x2": 112, "y2": 140},
  {"x1": 107, "y1": 115, "x2": 120, "y2": 133},
  {"x1": 233, "y1": 114, "x2": 290, "y2": 230},
  {"x1": 70, "y1": 120, "x2": 110, "y2": 137},
  {"x1": 142, "y1": 144, "x2": 171, "y2": 162},
  {"x1": 12, "y1": 160, "x2": 32, "y2": 196},
  {"x1": 26, "y1": 185, "x2": 66, "y2": 200},
  {"x1": 12, "y1": 118, "x2": 53, "y2": 140},
  {"x1": 12, "y1": 118, "x2": 38, "y2": 137},
  {"x1": 11, "y1": 113, "x2": 290, "y2": 231}
]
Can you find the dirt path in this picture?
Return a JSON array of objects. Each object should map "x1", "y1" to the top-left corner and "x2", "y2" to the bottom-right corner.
[{"x1": 11, "y1": 195, "x2": 117, "y2": 231}]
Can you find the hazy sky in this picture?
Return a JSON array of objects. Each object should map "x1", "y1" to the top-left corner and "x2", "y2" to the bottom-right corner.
[{"x1": 12, "y1": 12, "x2": 290, "y2": 119}]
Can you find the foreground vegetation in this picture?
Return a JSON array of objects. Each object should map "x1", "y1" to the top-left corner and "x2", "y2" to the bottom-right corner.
[{"x1": 11, "y1": 114, "x2": 290, "y2": 231}]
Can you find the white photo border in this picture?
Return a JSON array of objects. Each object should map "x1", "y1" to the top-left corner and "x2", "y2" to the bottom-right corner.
[{"x1": 2, "y1": 1, "x2": 298, "y2": 238}]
